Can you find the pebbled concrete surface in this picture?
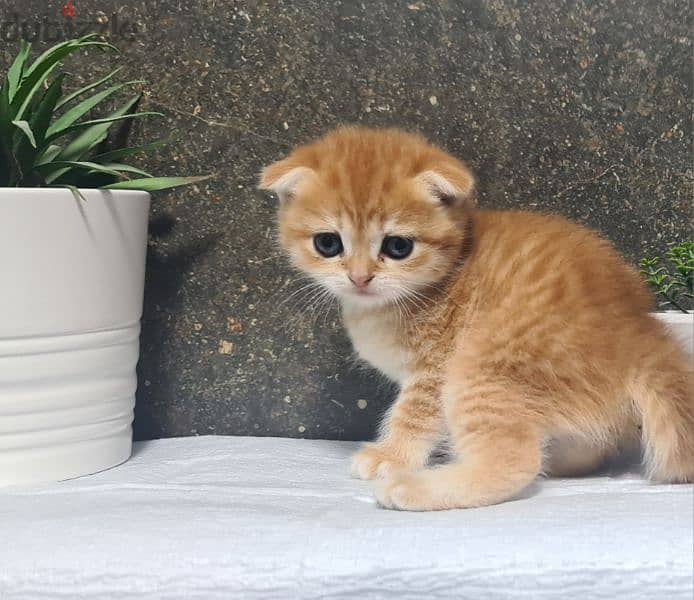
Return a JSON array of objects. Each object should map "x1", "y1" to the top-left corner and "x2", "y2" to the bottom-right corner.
[{"x1": 1, "y1": 0, "x2": 691, "y2": 441}]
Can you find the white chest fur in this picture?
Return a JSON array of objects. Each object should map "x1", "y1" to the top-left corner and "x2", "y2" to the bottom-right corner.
[{"x1": 341, "y1": 306, "x2": 410, "y2": 384}]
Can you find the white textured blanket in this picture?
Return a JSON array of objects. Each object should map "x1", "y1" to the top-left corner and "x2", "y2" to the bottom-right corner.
[{"x1": 1, "y1": 436, "x2": 692, "y2": 599}]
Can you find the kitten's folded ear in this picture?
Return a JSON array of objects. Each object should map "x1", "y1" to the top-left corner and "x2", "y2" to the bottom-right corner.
[
  {"x1": 258, "y1": 160, "x2": 314, "y2": 203},
  {"x1": 415, "y1": 162, "x2": 476, "y2": 209}
]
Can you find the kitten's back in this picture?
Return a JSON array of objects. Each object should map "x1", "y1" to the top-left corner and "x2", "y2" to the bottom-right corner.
[
  {"x1": 456, "y1": 209, "x2": 693, "y2": 482},
  {"x1": 467, "y1": 209, "x2": 653, "y2": 316}
]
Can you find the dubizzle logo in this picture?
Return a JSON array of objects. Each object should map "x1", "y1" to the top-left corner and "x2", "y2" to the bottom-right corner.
[
  {"x1": 61, "y1": 1, "x2": 77, "y2": 20},
  {"x1": 1, "y1": 2, "x2": 139, "y2": 42}
]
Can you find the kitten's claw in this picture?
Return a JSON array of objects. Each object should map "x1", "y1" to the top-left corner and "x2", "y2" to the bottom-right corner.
[{"x1": 350, "y1": 444, "x2": 407, "y2": 480}]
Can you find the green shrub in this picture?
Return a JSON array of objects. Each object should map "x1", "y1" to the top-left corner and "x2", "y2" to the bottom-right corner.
[{"x1": 640, "y1": 242, "x2": 694, "y2": 313}]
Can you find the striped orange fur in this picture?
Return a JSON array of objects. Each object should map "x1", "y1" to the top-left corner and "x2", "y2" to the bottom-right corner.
[{"x1": 260, "y1": 126, "x2": 694, "y2": 511}]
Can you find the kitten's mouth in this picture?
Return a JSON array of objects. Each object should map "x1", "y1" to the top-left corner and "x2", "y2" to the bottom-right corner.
[
  {"x1": 339, "y1": 287, "x2": 383, "y2": 305},
  {"x1": 340, "y1": 288, "x2": 396, "y2": 309},
  {"x1": 348, "y1": 287, "x2": 378, "y2": 298}
]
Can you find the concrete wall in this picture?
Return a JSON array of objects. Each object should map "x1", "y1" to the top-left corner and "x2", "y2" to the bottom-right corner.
[{"x1": 1, "y1": 0, "x2": 691, "y2": 440}]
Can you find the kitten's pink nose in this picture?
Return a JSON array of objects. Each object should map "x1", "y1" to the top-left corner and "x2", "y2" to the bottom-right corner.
[{"x1": 349, "y1": 272, "x2": 375, "y2": 289}]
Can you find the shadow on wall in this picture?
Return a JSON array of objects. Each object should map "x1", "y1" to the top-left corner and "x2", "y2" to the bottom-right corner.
[{"x1": 134, "y1": 215, "x2": 220, "y2": 441}]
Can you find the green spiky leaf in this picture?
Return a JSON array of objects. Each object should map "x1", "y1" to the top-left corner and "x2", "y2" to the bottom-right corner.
[
  {"x1": 46, "y1": 80, "x2": 144, "y2": 139},
  {"x1": 47, "y1": 111, "x2": 163, "y2": 145},
  {"x1": 54, "y1": 95, "x2": 142, "y2": 162},
  {"x1": 12, "y1": 120, "x2": 36, "y2": 148},
  {"x1": 92, "y1": 135, "x2": 176, "y2": 162},
  {"x1": 35, "y1": 160, "x2": 126, "y2": 179},
  {"x1": 29, "y1": 73, "x2": 67, "y2": 144},
  {"x1": 56, "y1": 67, "x2": 123, "y2": 109},
  {"x1": 6, "y1": 40, "x2": 31, "y2": 102},
  {"x1": 13, "y1": 38, "x2": 118, "y2": 121},
  {"x1": 103, "y1": 175, "x2": 212, "y2": 191}
]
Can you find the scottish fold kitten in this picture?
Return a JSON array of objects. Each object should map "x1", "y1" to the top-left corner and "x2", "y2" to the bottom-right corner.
[{"x1": 260, "y1": 126, "x2": 693, "y2": 510}]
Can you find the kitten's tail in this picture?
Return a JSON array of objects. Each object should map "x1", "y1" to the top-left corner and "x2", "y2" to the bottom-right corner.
[{"x1": 628, "y1": 322, "x2": 694, "y2": 483}]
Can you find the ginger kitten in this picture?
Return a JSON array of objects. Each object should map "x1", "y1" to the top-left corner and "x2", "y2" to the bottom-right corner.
[{"x1": 260, "y1": 126, "x2": 694, "y2": 511}]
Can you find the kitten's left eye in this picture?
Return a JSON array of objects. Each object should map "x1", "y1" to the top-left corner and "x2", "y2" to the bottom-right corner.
[
  {"x1": 313, "y1": 232, "x2": 343, "y2": 257},
  {"x1": 381, "y1": 236, "x2": 414, "y2": 259}
]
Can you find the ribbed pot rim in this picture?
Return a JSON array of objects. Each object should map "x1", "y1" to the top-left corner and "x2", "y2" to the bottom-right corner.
[{"x1": 0, "y1": 187, "x2": 149, "y2": 196}]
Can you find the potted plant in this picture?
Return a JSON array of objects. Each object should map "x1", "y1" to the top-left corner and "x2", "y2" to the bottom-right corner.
[
  {"x1": 0, "y1": 35, "x2": 207, "y2": 486},
  {"x1": 640, "y1": 241, "x2": 693, "y2": 354}
]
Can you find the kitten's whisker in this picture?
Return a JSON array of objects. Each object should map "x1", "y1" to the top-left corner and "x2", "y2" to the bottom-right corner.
[
  {"x1": 297, "y1": 285, "x2": 337, "y2": 330},
  {"x1": 277, "y1": 279, "x2": 339, "y2": 335},
  {"x1": 278, "y1": 282, "x2": 322, "y2": 308},
  {"x1": 403, "y1": 288, "x2": 436, "y2": 311}
]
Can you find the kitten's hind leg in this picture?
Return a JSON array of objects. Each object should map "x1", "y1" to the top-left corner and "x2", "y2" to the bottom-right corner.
[{"x1": 376, "y1": 377, "x2": 543, "y2": 510}]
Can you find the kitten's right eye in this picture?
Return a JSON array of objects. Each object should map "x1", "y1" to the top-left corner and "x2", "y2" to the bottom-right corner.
[{"x1": 313, "y1": 233, "x2": 343, "y2": 258}]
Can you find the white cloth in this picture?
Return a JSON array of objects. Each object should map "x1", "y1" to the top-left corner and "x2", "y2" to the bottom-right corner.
[{"x1": 1, "y1": 436, "x2": 691, "y2": 599}]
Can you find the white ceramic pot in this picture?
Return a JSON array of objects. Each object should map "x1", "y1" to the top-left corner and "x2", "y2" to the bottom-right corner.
[
  {"x1": 656, "y1": 311, "x2": 693, "y2": 355},
  {"x1": 0, "y1": 188, "x2": 150, "y2": 486}
]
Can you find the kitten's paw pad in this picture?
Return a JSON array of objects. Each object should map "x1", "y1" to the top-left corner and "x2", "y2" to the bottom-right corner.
[
  {"x1": 375, "y1": 471, "x2": 438, "y2": 511},
  {"x1": 350, "y1": 445, "x2": 407, "y2": 480}
]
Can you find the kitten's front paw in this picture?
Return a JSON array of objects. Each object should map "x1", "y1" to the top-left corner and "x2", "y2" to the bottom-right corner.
[{"x1": 350, "y1": 443, "x2": 409, "y2": 480}]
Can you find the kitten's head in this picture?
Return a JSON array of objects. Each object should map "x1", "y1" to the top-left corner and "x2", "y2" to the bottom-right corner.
[{"x1": 260, "y1": 127, "x2": 475, "y2": 309}]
